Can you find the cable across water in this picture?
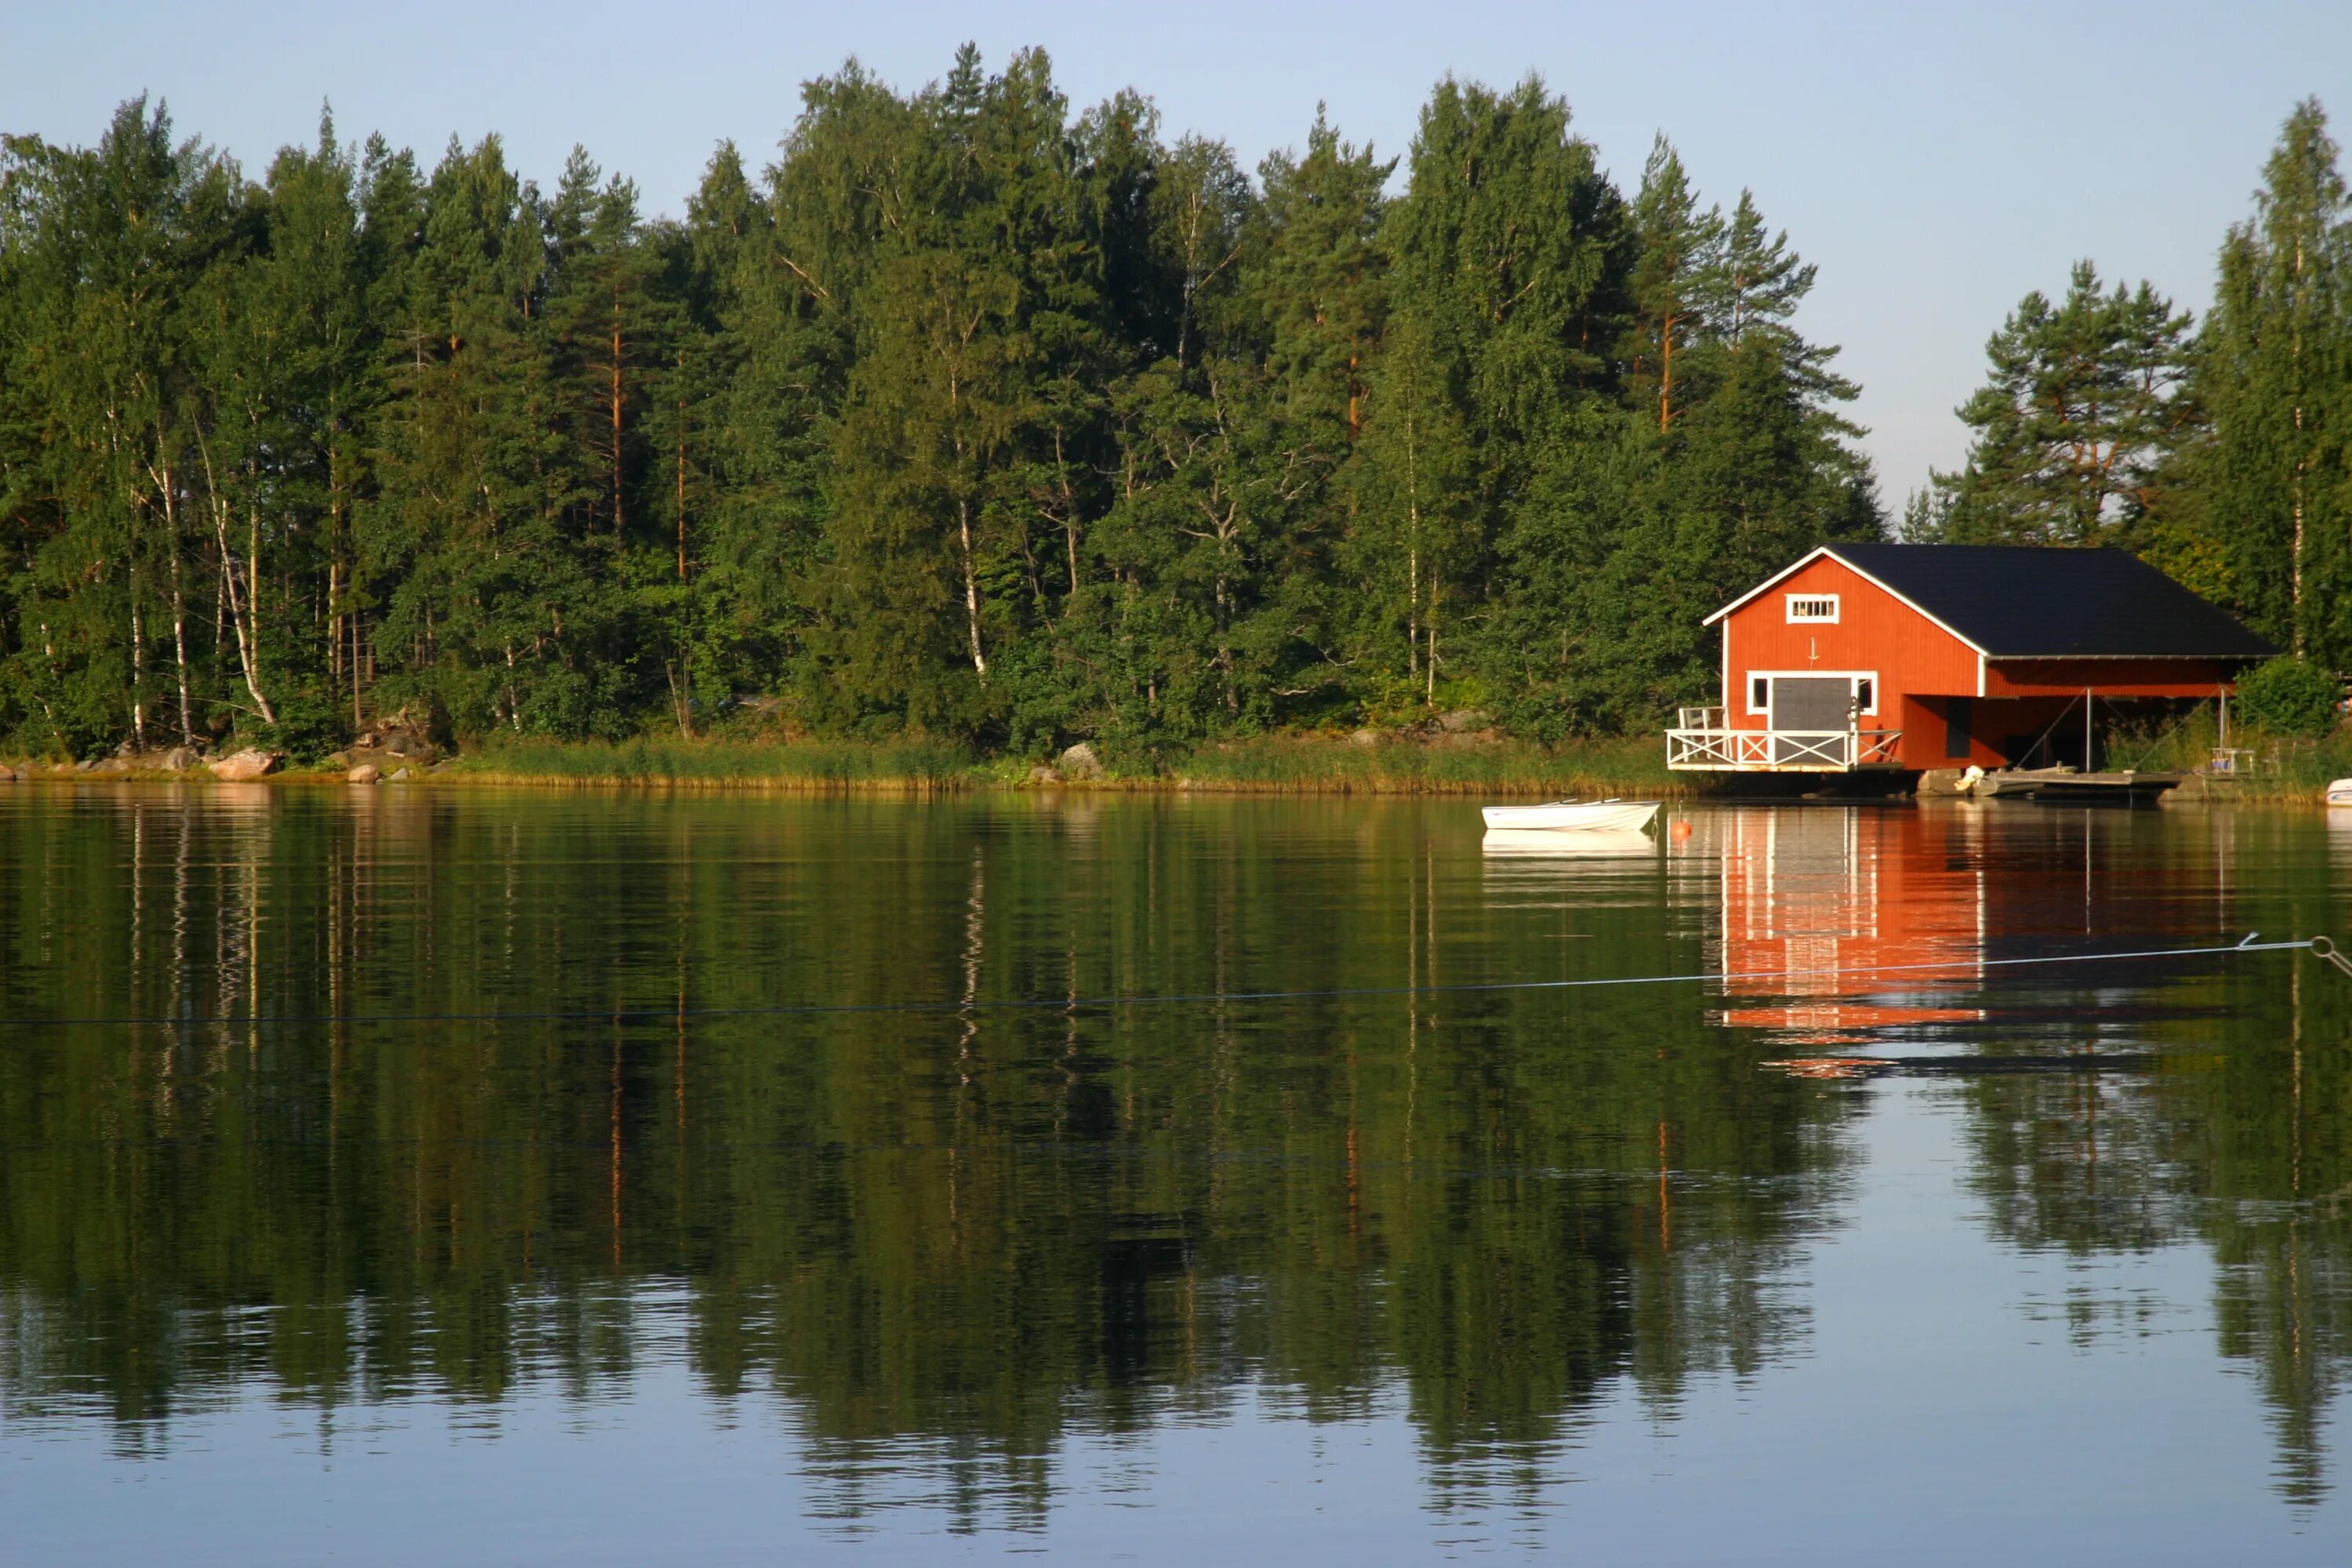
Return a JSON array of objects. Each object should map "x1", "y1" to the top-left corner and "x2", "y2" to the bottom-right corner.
[{"x1": 13, "y1": 933, "x2": 2342, "y2": 1032}]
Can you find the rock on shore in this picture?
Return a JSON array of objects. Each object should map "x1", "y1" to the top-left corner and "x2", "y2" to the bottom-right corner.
[{"x1": 207, "y1": 749, "x2": 282, "y2": 782}]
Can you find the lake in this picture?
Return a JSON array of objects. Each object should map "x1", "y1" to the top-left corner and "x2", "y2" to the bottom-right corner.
[{"x1": 3, "y1": 786, "x2": 2350, "y2": 1563}]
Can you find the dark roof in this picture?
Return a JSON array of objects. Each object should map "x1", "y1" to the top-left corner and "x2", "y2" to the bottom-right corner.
[{"x1": 1820, "y1": 544, "x2": 2274, "y2": 660}]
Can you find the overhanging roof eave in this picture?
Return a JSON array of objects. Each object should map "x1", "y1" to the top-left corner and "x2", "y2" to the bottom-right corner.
[{"x1": 1983, "y1": 651, "x2": 2271, "y2": 662}]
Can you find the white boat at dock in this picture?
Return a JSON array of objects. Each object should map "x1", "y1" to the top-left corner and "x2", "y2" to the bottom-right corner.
[
  {"x1": 1480, "y1": 799, "x2": 1661, "y2": 833},
  {"x1": 2327, "y1": 778, "x2": 2352, "y2": 808}
]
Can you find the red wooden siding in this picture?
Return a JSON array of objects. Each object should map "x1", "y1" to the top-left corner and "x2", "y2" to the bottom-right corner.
[
  {"x1": 1721, "y1": 555, "x2": 1982, "y2": 769},
  {"x1": 1715, "y1": 553, "x2": 2238, "y2": 771},
  {"x1": 1983, "y1": 659, "x2": 2235, "y2": 699}
]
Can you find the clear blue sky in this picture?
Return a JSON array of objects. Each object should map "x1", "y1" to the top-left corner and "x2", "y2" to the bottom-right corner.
[{"x1": 8, "y1": 0, "x2": 2347, "y2": 507}]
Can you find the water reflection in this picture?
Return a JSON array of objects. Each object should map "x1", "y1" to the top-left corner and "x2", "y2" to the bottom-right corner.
[{"x1": 2, "y1": 787, "x2": 2350, "y2": 1548}]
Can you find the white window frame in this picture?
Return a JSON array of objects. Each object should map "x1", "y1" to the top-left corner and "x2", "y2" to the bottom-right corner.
[
  {"x1": 1745, "y1": 670, "x2": 1880, "y2": 720},
  {"x1": 1784, "y1": 593, "x2": 1840, "y2": 624}
]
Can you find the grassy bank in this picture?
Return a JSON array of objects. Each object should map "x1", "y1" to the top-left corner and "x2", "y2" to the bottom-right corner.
[
  {"x1": 1167, "y1": 733, "x2": 1682, "y2": 795},
  {"x1": 26, "y1": 718, "x2": 2350, "y2": 801},
  {"x1": 435, "y1": 736, "x2": 984, "y2": 792},
  {"x1": 423, "y1": 731, "x2": 1691, "y2": 797},
  {"x1": 2126, "y1": 724, "x2": 2352, "y2": 799},
  {"x1": 2109, "y1": 712, "x2": 2352, "y2": 801}
]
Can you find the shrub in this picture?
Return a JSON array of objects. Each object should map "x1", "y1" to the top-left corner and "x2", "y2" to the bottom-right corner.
[{"x1": 2234, "y1": 655, "x2": 2341, "y2": 739}]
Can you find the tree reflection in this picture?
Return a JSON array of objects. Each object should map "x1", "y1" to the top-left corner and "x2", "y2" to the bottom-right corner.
[
  {"x1": 0, "y1": 789, "x2": 1853, "y2": 1527},
  {"x1": 33, "y1": 793, "x2": 2352, "y2": 1515}
]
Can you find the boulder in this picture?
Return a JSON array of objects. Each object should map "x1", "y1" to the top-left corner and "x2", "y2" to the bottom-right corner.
[
  {"x1": 1029, "y1": 765, "x2": 1063, "y2": 786},
  {"x1": 73, "y1": 758, "x2": 96, "y2": 772},
  {"x1": 1348, "y1": 728, "x2": 1382, "y2": 748},
  {"x1": 1057, "y1": 742, "x2": 1105, "y2": 781},
  {"x1": 376, "y1": 727, "x2": 437, "y2": 763},
  {"x1": 322, "y1": 751, "x2": 350, "y2": 770},
  {"x1": 388, "y1": 766, "x2": 413, "y2": 782},
  {"x1": 1436, "y1": 708, "x2": 1492, "y2": 734},
  {"x1": 0, "y1": 764, "x2": 16, "y2": 782},
  {"x1": 207, "y1": 748, "x2": 282, "y2": 782},
  {"x1": 347, "y1": 763, "x2": 382, "y2": 785},
  {"x1": 160, "y1": 746, "x2": 201, "y2": 772}
]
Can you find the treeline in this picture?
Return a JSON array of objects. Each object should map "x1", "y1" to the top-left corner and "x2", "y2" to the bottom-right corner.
[
  {"x1": 0, "y1": 48, "x2": 1875, "y2": 761},
  {"x1": 1917, "y1": 100, "x2": 2352, "y2": 670}
]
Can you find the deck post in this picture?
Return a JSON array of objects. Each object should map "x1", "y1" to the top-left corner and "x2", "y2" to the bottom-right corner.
[{"x1": 2085, "y1": 687, "x2": 2092, "y2": 772}]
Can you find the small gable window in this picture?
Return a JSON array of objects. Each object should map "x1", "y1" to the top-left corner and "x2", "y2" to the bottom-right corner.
[{"x1": 1786, "y1": 593, "x2": 1839, "y2": 623}]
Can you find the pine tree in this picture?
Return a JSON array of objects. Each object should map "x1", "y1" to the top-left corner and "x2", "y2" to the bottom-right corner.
[
  {"x1": 1628, "y1": 136, "x2": 1723, "y2": 433},
  {"x1": 1252, "y1": 111, "x2": 1392, "y2": 444},
  {"x1": 1922, "y1": 261, "x2": 2194, "y2": 548}
]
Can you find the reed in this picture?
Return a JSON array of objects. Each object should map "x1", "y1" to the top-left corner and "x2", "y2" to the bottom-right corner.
[
  {"x1": 423, "y1": 731, "x2": 1694, "y2": 797},
  {"x1": 2111, "y1": 708, "x2": 2352, "y2": 800},
  {"x1": 442, "y1": 736, "x2": 983, "y2": 792},
  {"x1": 1167, "y1": 732, "x2": 1687, "y2": 796}
]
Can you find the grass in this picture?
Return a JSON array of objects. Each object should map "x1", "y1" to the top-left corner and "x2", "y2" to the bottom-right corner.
[
  {"x1": 41, "y1": 712, "x2": 2352, "y2": 800},
  {"x1": 1166, "y1": 731, "x2": 1686, "y2": 796},
  {"x1": 2107, "y1": 707, "x2": 2351, "y2": 800},
  {"x1": 408, "y1": 729, "x2": 1693, "y2": 797},
  {"x1": 437, "y1": 735, "x2": 985, "y2": 792}
]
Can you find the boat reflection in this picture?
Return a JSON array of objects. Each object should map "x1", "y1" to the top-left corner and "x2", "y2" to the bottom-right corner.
[{"x1": 1479, "y1": 826, "x2": 1659, "y2": 858}]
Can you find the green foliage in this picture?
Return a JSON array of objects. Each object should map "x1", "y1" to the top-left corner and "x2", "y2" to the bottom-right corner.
[
  {"x1": 0, "y1": 58, "x2": 1887, "y2": 759},
  {"x1": 2236, "y1": 655, "x2": 2342, "y2": 737},
  {"x1": 2198, "y1": 101, "x2": 2352, "y2": 662}
]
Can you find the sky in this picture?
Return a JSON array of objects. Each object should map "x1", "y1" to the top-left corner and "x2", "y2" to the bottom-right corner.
[{"x1": 7, "y1": 0, "x2": 2348, "y2": 507}]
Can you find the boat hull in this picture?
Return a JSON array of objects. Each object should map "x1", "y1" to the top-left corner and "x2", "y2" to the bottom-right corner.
[
  {"x1": 1480, "y1": 800, "x2": 1661, "y2": 833},
  {"x1": 1480, "y1": 827, "x2": 1659, "y2": 858}
]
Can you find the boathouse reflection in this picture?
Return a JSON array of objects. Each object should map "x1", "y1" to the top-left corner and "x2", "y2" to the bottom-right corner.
[
  {"x1": 1696, "y1": 805, "x2": 1988, "y2": 1040},
  {"x1": 1672, "y1": 800, "x2": 2352, "y2": 1507}
]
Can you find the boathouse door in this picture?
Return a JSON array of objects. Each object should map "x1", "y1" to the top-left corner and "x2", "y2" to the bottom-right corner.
[{"x1": 1769, "y1": 677, "x2": 1853, "y2": 764}]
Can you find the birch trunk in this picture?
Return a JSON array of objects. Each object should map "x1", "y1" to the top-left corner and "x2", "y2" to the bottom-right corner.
[{"x1": 195, "y1": 434, "x2": 276, "y2": 725}]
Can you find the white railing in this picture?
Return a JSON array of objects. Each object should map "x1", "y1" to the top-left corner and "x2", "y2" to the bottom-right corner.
[{"x1": 1666, "y1": 727, "x2": 1905, "y2": 771}]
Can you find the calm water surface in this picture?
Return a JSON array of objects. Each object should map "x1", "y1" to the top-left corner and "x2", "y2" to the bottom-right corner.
[{"x1": 4, "y1": 787, "x2": 2351, "y2": 1563}]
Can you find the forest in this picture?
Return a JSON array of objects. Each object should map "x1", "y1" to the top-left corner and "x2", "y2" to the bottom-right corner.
[{"x1": 0, "y1": 49, "x2": 2344, "y2": 764}]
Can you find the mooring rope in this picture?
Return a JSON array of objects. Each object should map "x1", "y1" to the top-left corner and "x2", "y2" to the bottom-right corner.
[{"x1": 10, "y1": 933, "x2": 2342, "y2": 1032}]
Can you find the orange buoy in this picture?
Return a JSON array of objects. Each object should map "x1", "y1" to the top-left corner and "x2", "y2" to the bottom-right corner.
[{"x1": 1671, "y1": 819, "x2": 1693, "y2": 840}]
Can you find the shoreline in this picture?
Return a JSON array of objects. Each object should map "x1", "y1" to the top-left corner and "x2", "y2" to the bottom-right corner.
[
  {"x1": 2, "y1": 732, "x2": 1687, "y2": 797},
  {"x1": 9, "y1": 730, "x2": 2346, "y2": 804},
  {"x1": 4, "y1": 760, "x2": 2339, "y2": 807}
]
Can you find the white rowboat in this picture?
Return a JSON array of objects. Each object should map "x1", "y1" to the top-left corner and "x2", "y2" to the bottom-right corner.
[
  {"x1": 2326, "y1": 778, "x2": 2352, "y2": 808},
  {"x1": 1480, "y1": 799, "x2": 1661, "y2": 833}
]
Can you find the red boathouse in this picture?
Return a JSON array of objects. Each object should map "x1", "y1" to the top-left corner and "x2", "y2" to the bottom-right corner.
[{"x1": 1665, "y1": 544, "x2": 2276, "y2": 774}]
